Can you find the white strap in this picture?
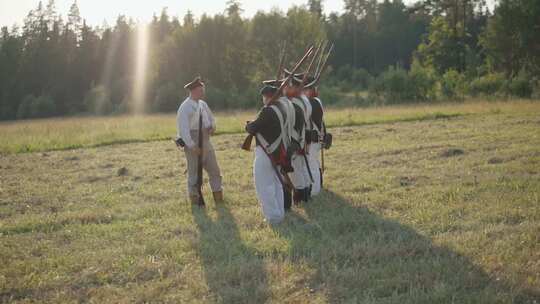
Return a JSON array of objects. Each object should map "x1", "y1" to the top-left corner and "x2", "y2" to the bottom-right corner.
[
  {"x1": 292, "y1": 97, "x2": 310, "y2": 134},
  {"x1": 278, "y1": 97, "x2": 295, "y2": 146},
  {"x1": 255, "y1": 133, "x2": 273, "y2": 154},
  {"x1": 294, "y1": 97, "x2": 311, "y2": 124},
  {"x1": 291, "y1": 129, "x2": 301, "y2": 141},
  {"x1": 270, "y1": 105, "x2": 290, "y2": 149},
  {"x1": 313, "y1": 97, "x2": 326, "y2": 133},
  {"x1": 291, "y1": 98, "x2": 306, "y2": 146},
  {"x1": 314, "y1": 97, "x2": 323, "y2": 108},
  {"x1": 255, "y1": 105, "x2": 287, "y2": 154},
  {"x1": 312, "y1": 97, "x2": 323, "y2": 133},
  {"x1": 301, "y1": 95, "x2": 312, "y2": 129},
  {"x1": 292, "y1": 98, "x2": 306, "y2": 115}
]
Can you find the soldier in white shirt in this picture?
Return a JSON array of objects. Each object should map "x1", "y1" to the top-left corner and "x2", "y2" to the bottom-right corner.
[{"x1": 175, "y1": 77, "x2": 223, "y2": 205}]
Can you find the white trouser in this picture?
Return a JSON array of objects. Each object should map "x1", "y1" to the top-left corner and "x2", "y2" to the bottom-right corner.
[
  {"x1": 288, "y1": 153, "x2": 311, "y2": 189},
  {"x1": 254, "y1": 146, "x2": 285, "y2": 224},
  {"x1": 184, "y1": 130, "x2": 222, "y2": 197},
  {"x1": 308, "y1": 143, "x2": 322, "y2": 195}
]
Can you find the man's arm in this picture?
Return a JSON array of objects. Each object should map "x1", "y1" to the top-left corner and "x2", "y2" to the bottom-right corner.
[
  {"x1": 177, "y1": 105, "x2": 196, "y2": 148},
  {"x1": 245, "y1": 108, "x2": 270, "y2": 135}
]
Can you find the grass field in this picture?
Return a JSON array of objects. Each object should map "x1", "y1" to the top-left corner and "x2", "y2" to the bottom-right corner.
[
  {"x1": 1, "y1": 100, "x2": 539, "y2": 154},
  {"x1": 1, "y1": 101, "x2": 539, "y2": 303}
]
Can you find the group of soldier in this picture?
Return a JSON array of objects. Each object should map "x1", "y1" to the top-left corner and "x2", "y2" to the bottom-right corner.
[
  {"x1": 175, "y1": 44, "x2": 332, "y2": 224},
  {"x1": 245, "y1": 68, "x2": 331, "y2": 223}
]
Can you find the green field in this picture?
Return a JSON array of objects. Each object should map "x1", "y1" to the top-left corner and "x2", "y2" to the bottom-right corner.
[
  {"x1": 2, "y1": 100, "x2": 539, "y2": 154},
  {"x1": 1, "y1": 101, "x2": 539, "y2": 303}
]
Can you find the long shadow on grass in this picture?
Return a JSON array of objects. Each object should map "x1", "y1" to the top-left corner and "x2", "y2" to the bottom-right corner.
[
  {"x1": 274, "y1": 190, "x2": 537, "y2": 303},
  {"x1": 192, "y1": 202, "x2": 269, "y2": 303}
]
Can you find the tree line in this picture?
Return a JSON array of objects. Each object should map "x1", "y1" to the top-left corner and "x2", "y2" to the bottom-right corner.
[{"x1": 0, "y1": 0, "x2": 539, "y2": 120}]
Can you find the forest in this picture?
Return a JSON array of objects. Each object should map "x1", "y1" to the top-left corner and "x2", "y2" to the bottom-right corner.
[{"x1": 0, "y1": 0, "x2": 539, "y2": 120}]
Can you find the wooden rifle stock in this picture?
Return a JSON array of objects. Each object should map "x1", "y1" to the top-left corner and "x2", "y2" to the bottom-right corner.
[{"x1": 241, "y1": 132, "x2": 254, "y2": 151}]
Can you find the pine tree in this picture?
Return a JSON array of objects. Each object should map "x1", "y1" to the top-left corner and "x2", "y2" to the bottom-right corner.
[{"x1": 67, "y1": 1, "x2": 82, "y2": 41}]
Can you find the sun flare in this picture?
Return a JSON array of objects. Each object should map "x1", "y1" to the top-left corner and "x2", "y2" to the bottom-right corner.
[{"x1": 132, "y1": 23, "x2": 150, "y2": 114}]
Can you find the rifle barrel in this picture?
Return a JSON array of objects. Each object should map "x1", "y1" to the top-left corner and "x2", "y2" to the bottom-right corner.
[
  {"x1": 275, "y1": 41, "x2": 287, "y2": 81},
  {"x1": 315, "y1": 41, "x2": 327, "y2": 76},
  {"x1": 270, "y1": 45, "x2": 314, "y2": 102},
  {"x1": 304, "y1": 41, "x2": 323, "y2": 81},
  {"x1": 315, "y1": 43, "x2": 334, "y2": 84}
]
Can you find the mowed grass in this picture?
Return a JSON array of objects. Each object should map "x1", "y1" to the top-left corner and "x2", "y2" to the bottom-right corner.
[
  {"x1": 1, "y1": 102, "x2": 540, "y2": 303},
  {"x1": 2, "y1": 100, "x2": 539, "y2": 154}
]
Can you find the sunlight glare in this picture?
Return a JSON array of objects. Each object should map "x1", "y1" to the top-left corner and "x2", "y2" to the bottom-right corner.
[{"x1": 132, "y1": 23, "x2": 150, "y2": 115}]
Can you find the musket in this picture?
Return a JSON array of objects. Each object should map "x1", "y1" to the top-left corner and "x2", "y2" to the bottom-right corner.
[
  {"x1": 301, "y1": 41, "x2": 324, "y2": 88},
  {"x1": 314, "y1": 41, "x2": 327, "y2": 77},
  {"x1": 316, "y1": 43, "x2": 333, "y2": 188},
  {"x1": 241, "y1": 45, "x2": 315, "y2": 151},
  {"x1": 240, "y1": 42, "x2": 287, "y2": 152},
  {"x1": 196, "y1": 110, "x2": 205, "y2": 207},
  {"x1": 314, "y1": 43, "x2": 334, "y2": 85}
]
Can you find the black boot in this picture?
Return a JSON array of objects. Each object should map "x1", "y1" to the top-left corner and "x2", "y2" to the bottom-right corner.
[
  {"x1": 293, "y1": 189, "x2": 303, "y2": 205},
  {"x1": 302, "y1": 187, "x2": 310, "y2": 202},
  {"x1": 284, "y1": 188, "x2": 292, "y2": 211}
]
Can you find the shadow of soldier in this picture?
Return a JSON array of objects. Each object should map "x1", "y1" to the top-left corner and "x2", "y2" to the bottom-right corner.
[
  {"x1": 191, "y1": 202, "x2": 270, "y2": 303},
  {"x1": 274, "y1": 190, "x2": 536, "y2": 303}
]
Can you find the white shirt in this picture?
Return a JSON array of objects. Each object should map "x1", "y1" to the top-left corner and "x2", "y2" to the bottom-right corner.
[{"x1": 176, "y1": 97, "x2": 216, "y2": 148}]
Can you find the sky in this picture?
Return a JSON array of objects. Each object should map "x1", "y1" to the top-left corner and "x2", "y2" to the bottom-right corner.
[{"x1": 0, "y1": 0, "x2": 496, "y2": 28}]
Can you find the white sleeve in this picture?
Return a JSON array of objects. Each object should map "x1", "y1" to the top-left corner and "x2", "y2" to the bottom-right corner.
[
  {"x1": 177, "y1": 105, "x2": 195, "y2": 148},
  {"x1": 203, "y1": 101, "x2": 216, "y2": 129}
]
